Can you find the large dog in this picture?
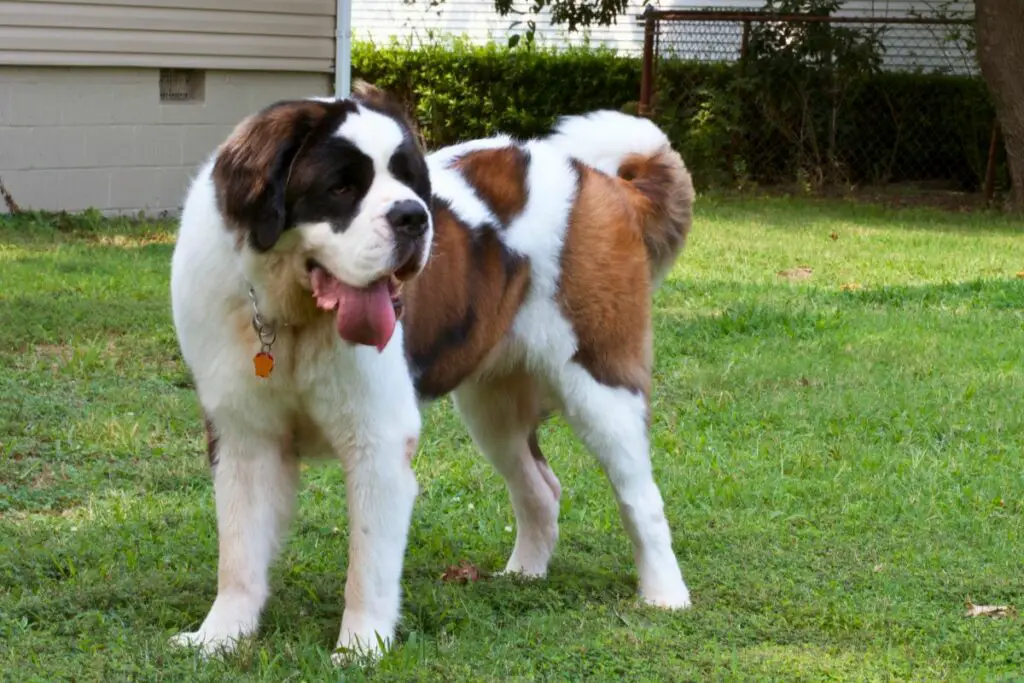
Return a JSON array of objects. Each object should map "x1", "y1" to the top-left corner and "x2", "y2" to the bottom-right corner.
[{"x1": 169, "y1": 83, "x2": 694, "y2": 661}]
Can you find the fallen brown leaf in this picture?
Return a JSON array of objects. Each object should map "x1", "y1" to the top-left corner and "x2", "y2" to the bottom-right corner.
[
  {"x1": 965, "y1": 601, "x2": 1015, "y2": 618},
  {"x1": 1016, "y1": 271, "x2": 1024, "y2": 279},
  {"x1": 830, "y1": 231, "x2": 839, "y2": 241},
  {"x1": 777, "y1": 266, "x2": 813, "y2": 281},
  {"x1": 841, "y1": 282, "x2": 863, "y2": 292},
  {"x1": 440, "y1": 560, "x2": 482, "y2": 584}
]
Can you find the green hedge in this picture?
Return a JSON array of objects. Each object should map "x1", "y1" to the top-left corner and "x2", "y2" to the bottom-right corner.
[
  {"x1": 353, "y1": 38, "x2": 642, "y2": 145},
  {"x1": 353, "y1": 39, "x2": 1003, "y2": 191}
]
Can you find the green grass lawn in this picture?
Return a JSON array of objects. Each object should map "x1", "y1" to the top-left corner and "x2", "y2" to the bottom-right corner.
[{"x1": 1, "y1": 197, "x2": 1023, "y2": 681}]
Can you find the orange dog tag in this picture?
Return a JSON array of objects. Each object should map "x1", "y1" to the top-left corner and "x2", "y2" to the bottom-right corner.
[{"x1": 253, "y1": 352, "x2": 274, "y2": 378}]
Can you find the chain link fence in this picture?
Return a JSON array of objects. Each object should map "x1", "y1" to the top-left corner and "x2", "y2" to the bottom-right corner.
[{"x1": 638, "y1": 8, "x2": 1005, "y2": 198}]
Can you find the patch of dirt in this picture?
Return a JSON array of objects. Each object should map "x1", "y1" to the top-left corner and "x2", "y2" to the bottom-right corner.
[
  {"x1": 34, "y1": 343, "x2": 72, "y2": 360},
  {"x1": 30, "y1": 465, "x2": 55, "y2": 489},
  {"x1": 965, "y1": 601, "x2": 1016, "y2": 618},
  {"x1": 777, "y1": 266, "x2": 813, "y2": 281},
  {"x1": 90, "y1": 233, "x2": 176, "y2": 248}
]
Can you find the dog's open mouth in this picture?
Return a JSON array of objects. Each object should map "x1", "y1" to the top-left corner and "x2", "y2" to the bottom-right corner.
[{"x1": 306, "y1": 259, "x2": 404, "y2": 352}]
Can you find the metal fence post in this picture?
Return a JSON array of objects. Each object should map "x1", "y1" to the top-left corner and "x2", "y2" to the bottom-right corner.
[
  {"x1": 984, "y1": 120, "x2": 1001, "y2": 204},
  {"x1": 639, "y1": 6, "x2": 656, "y2": 117}
]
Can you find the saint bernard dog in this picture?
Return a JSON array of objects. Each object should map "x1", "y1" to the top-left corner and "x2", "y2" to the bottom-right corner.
[{"x1": 169, "y1": 82, "x2": 695, "y2": 662}]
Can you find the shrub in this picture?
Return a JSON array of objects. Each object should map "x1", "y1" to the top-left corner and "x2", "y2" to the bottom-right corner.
[
  {"x1": 352, "y1": 38, "x2": 1003, "y2": 191},
  {"x1": 353, "y1": 37, "x2": 641, "y2": 146}
]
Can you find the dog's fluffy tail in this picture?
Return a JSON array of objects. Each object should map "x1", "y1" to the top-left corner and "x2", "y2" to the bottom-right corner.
[{"x1": 546, "y1": 110, "x2": 694, "y2": 287}]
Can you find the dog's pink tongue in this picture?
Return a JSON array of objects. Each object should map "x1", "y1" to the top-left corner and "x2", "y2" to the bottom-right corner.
[{"x1": 310, "y1": 268, "x2": 396, "y2": 352}]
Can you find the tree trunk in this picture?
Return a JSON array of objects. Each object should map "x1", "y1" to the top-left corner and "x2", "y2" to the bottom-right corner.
[{"x1": 975, "y1": 0, "x2": 1024, "y2": 211}]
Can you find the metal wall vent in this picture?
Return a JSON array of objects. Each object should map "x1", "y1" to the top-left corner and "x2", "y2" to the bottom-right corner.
[{"x1": 160, "y1": 69, "x2": 205, "y2": 103}]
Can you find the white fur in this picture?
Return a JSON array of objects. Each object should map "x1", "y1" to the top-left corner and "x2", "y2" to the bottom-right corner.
[
  {"x1": 545, "y1": 109, "x2": 672, "y2": 178},
  {"x1": 170, "y1": 102, "x2": 426, "y2": 663},
  {"x1": 425, "y1": 114, "x2": 692, "y2": 608},
  {"x1": 502, "y1": 139, "x2": 580, "y2": 373},
  {"x1": 427, "y1": 134, "x2": 514, "y2": 170}
]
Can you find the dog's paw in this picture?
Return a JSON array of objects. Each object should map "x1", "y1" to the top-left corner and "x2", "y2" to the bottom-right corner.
[
  {"x1": 330, "y1": 634, "x2": 388, "y2": 667},
  {"x1": 497, "y1": 564, "x2": 547, "y2": 579},
  {"x1": 331, "y1": 614, "x2": 393, "y2": 666},
  {"x1": 169, "y1": 630, "x2": 241, "y2": 657},
  {"x1": 639, "y1": 583, "x2": 692, "y2": 610},
  {"x1": 330, "y1": 645, "x2": 383, "y2": 667}
]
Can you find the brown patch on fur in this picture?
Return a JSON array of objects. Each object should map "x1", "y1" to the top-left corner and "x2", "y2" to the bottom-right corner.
[
  {"x1": 402, "y1": 201, "x2": 531, "y2": 398},
  {"x1": 405, "y1": 436, "x2": 418, "y2": 465},
  {"x1": 452, "y1": 147, "x2": 529, "y2": 225},
  {"x1": 558, "y1": 162, "x2": 652, "y2": 396},
  {"x1": 212, "y1": 99, "x2": 348, "y2": 250},
  {"x1": 527, "y1": 428, "x2": 547, "y2": 464},
  {"x1": 204, "y1": 413, "x2": 219, "y2": 467},
  {"x1": 214, "y1": 100, "x2": 324, "y2": 206},
  {"x1": 617, "y1": 149, "x2": 694, "y2": 282}
]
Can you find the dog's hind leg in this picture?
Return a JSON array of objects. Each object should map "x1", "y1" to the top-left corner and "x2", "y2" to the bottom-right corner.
[
  {"x1": 171, "y1": 426, "x2": 299, "y2": 655},
  {"x1": 453, "y1": 372, "x2": 561, "y2": 577},
  {"x1": 553, "y1": 362, "x2": 691, "y2": 610}
]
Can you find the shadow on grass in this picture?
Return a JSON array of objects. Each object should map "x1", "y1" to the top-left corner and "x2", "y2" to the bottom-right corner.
[{"x1": 2, "y1": 485, "x2": 635, "y2": 634}]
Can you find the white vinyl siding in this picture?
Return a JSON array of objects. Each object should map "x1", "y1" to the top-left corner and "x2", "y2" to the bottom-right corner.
[
  {"x1": 351, "y1": 0, "x2": 974, "y2": 71},
  {"x1": 0, "y1": 0, "x2": 336, "y2": 72}
]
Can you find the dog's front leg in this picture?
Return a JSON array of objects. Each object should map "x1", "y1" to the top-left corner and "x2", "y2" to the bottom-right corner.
[
  {"x1": 171, "y1": 427, "x2": 298, "y2": 656},
  {"x1": 332, "y1": 428, "x2": 419, "y2": 663}
]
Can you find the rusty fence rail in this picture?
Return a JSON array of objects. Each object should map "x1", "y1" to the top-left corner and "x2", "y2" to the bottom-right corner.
[{"x1": 636, "y1": 8, "x2": 1004, "y2": 196}]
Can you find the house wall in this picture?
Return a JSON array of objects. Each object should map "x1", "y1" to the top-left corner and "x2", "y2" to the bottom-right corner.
[
  {"x1": 0, "y1": 0, "x2": 335, "y2": 71},
  {"x1": 0, "y1": 68, "x2": 331, "y2": 214},
  {"x1": 0, "y1": 0, "x2": 335, "y2": 214}
]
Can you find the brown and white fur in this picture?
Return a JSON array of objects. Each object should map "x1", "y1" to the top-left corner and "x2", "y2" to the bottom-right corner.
[
  {"x1": 404, "y1": 103, "x2": 695, "y2": 610},
  {"x1": 169, "y1": 82, "x2": 694, "y2": 663}
]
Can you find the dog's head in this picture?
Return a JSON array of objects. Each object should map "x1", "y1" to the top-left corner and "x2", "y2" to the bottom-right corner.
[{"x1": 211, "y1": 82, "x2": 432, "y2": 350}]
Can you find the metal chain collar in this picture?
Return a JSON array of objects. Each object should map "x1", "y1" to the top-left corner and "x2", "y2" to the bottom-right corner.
[{"x1": 249, "y1": 286, "x2": 277, "y2": 355}]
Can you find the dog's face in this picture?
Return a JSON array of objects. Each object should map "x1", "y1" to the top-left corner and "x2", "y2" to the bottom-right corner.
[{"x1": 212, "y1": 85, "x2": 432, "y2": 294}]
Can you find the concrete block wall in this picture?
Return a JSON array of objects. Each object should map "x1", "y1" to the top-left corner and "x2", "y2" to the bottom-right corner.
[{"x1": 0, "y1": 67, "x2": 331, "y2": 215}]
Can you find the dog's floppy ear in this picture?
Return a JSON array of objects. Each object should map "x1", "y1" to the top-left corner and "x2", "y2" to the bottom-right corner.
[{"x1": 212, "y1": 100, "x2": 332, "y2": 252}]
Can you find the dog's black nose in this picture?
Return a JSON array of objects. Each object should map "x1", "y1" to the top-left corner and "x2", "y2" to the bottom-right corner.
[{"x1": 386, "y1": 200, "x2": 428, "y2": 239}]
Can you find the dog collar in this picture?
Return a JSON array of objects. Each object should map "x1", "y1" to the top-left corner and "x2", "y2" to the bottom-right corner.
[{"x1": 248, "y1": 286, "x2": 279, "y2": 378}]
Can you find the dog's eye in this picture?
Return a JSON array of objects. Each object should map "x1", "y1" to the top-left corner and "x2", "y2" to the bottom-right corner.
[{"x1": 333, "y1": 184, "x2": 354, "y2": 196}]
